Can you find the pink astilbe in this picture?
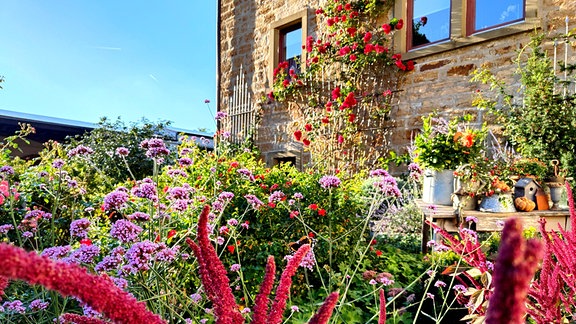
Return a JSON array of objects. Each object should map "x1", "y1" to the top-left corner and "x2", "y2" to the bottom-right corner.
[
  {"x1": 266, "y1": 244, "x2": 311, "y2": 324},
  {"x1": 186, "y1": 205, "x2": 244, "y2": 324},
  {"x1": 251, "y1": 256, "x2": 276, "y2": 324},
  {"x1": 308, "y1": 291, "x2": 340, "y2": 324},
  {"x1": 0, "y1": 243, "x2": 165, "y2": 324},
  {"x1": 485, "y1": 218, "x2": 543, "y2": 324},
  {"x1": 59, "y1": 313, "x2": 108, "y2": 324},
  {"x1": 378, "y1": 288, "x2": 386, "y2": 324}
]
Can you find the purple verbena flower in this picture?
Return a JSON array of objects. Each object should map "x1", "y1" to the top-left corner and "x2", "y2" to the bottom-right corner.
[
  {"x1": 103, "y1": 188, "x2": 129, "y2": 211},
  {"x1": 268, "y1": 190, "x2": 286, "y2": 203},
  {"x1": 41, "y1": 245, "x2": 72, "y2": 260},
  {"x1": 319, "y1": 175, "x2": 341, "y2": 189},
  {"x1": 52, "y1": 159, "x2": 65, "y2": 169},
  {"x1": 110, "y1": 220, "x2": 143, "y2": 244},
  {"x1": 245, "y1": 194, "x2": 264, "y2": 210},
  {"x1": 70, "y1": 218, "x2": 91, "y2": 239},
  {"x1": 29, "y1": 299, "x2": 49, "y2": 311},
  {"x1": 125, "y1": 240, "x2": 158, "y2": 273},
  {"x1": 215, "y1": 111, "x2": 228, "y2": 120},
  {"x1": 115, "y1": 147, "x2": 130, "y2": 156},
  {"x1": 0, "y1": 166, "x2": 14, "y2": 175},
  {"x1": 131, "y1": 178, "x2": 158, "y2": 201},
  {"x1": 0, "y1": 224, "x2": 14, "y2": 235},
  {"x1": 67, "y1": 145, "x2": 94, "y2": 158},
  {"x1": 70, "y1": 245, "x2": 101, "y2": 264},
  {"x1": 140, "y1": 138, "x2": 170, "y2": 159},
  {"x1": 126, "y1": 212, "x2": 151, "y2": 222}
]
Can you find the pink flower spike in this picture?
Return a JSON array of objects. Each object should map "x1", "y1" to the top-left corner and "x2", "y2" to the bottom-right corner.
[
  {"x1": 187, "y1": 205, "x2": 244, "y2": 323},
  {"x1": 485, "y1": 218, "x2": 543, "y2": 324},
  {"x1": 251, "y1": 256, "x2": 276, "y2": 324},
  {"x1": 378, "y1": 288, "x2": 387, "y2": 324},
  {"x1": 266, "y1": 244, "x2": 311, "y2": 324},
  {"x1": 0, "y1": 243, "x2": 165, "y2": 324},
  {"x1": 308, "y1": 291, "x2": 340, "y2": 324},
  {"x1": 0, "y1": 276, "x2": 8, "y2": 301}
]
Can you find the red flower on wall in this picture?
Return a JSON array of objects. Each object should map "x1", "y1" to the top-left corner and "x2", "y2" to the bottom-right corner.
[
  {"x1": 303, "y1": 139, "x2": 311, "y2": 146},
  {"x1": 305, "y1": 124, "x2": 313, "y2": 132},
  {"x1": 382, "y1": 24, "x2": 391, "y2": 34},
  {"x1": 348, "y1": 114, "x2": 356, "y2": 122},
  {"x1": 294, "y1": 130, "x2": 302, "y2": 141}
]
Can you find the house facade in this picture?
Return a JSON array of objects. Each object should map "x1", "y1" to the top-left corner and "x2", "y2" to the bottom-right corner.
[{"x1": 217, "y1": 0, "x2": 575, "y2": 169}]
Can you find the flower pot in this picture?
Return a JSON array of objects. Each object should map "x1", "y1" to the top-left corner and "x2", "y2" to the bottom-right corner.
[
  {"x1": 479, "y1": 193, "x2": 516, "y2": 213},
  {"x1": 422, "y1": 169, "x2": 454, "y2": 206},
  {"x1": 453, "y1": 194, "x2": 478, "y2": 210}
]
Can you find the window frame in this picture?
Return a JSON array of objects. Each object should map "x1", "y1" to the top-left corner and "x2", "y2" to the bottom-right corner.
[
  {"x1": 466, "y1": 0, "x2": 526, "y2": 36},
  {"x1": 407, "y1": 0, "x2": 453, "y2": 51},
  {"x1": 396, "y1": 0, "x2": 539, "y2": 60},
  {"x1": 269, "y1": 9, "x2": 308, "y2": 87}
]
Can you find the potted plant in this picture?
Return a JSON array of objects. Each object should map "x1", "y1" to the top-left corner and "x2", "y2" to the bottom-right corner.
[
  {"x1": 453, "y1": 161, "x2": 491, "y2": 210},
  {"x1": 414, "y1": 113, "x2": 487, "y2": 205}
]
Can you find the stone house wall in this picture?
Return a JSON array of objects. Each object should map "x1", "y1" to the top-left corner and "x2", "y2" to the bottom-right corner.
[{"x1": 218, "y1": 0, "x2": 576, "y2": 168}]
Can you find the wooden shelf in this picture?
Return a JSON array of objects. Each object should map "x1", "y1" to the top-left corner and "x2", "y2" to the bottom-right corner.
[{"x1": 416, "y1": 199, "x2": 572, "y2": 251}]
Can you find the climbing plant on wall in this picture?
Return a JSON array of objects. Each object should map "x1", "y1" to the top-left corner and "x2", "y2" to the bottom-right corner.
[{"x1": 268, "y1": 0, "x2": 414, "y2": 173}]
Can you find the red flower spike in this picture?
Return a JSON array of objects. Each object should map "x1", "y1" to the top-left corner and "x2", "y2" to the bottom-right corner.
[
  {"x1": 0, "y1": 243, "x2": 165, "y2": 324},
  {"x1": 308, "y1": 292, "x2": 340, "y2": 324},
  {"x1": 251, "y1": 256, "x2": 276, "y2": 324},
  {"x1": 378, "y1": 289, "x2": 387, "y2": 324},
  {"x1": 0, "y1": 276, "x2": 8, "y2": 301},
  {"x1": 60, "y1": 313, "x2": 108, "y2": 324},
  {"x1": 485, "y1": 218, "x2": 543, "y2": 324},
  {"x1": 266, "y1": 244, "x2": 311, "y2": 324},
  {"x1": 186, "y1": 206, "x2": 244, "y2": 323}
]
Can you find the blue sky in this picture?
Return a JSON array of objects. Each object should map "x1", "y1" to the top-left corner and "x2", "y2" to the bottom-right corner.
[{"x1": 0, "y1": 1, "x2": 218, "y2": 132}]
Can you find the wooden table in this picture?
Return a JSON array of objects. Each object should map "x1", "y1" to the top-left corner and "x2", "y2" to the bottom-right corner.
[{"x1": 417, "y1": 200, "x2": 571, "y2": 252}]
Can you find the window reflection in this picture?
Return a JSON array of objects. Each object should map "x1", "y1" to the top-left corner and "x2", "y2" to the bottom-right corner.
[
  {"x1": 474, "y1": 0, "x2": 524, "y2": 32},
  {"x1": 280, "y1": 25, "x2": 302, "y2": 75},
  {"x1": 411, "y1": 0, "x2": 450, "y2": 48}
]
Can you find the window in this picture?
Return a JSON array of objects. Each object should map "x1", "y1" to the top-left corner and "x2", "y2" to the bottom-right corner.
[
  {"x1": 467, "y1": 0, "x2": 525, "y2": 35},
  {"x1": 408, "y1": 0, "x2": 451, "y2": 49},
  {"x1": 279, "y1": 23, "x2": 302, "y2": 75},
  {"x1": 269, "y1": 10, "x2": 308, "y2": 85},
  {"x1": 397, "y1": 0, "x2": 537, "y2": 58}
]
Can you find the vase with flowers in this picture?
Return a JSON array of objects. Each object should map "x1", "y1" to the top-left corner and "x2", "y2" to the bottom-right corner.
[{"x1": 414, "y1": 113, "x2": 487, "y2": 205}]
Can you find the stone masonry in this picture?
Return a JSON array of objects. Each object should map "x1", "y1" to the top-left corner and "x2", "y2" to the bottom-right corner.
[{"x1": 218, "y1": 0, "x2": 576, "y2": 168}]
